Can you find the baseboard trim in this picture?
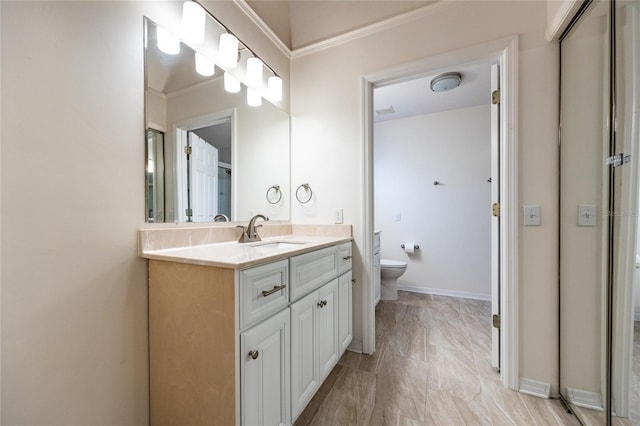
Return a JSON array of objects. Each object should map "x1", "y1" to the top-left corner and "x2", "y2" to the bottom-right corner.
[
  {"x1": 396, "y1": 284, "x2": 491, "y2": 301},
  {"x1": 519, "y1": 378, "x2": 551, "y2": 399},
  {"x1": 347, "y1": 340, "x2": 363, "y2": 354},
  {"x1": 565, "y1": 388, "x2": 604, "y2": 411}
]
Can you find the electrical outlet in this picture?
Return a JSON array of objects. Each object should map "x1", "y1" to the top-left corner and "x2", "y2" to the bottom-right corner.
[{"x1": 334, "y1": 208, "x2": 343, "y2": 224}]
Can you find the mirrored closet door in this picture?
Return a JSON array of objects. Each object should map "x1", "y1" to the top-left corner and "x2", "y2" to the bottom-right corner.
[{"x1": 560, "y1": 0, "x2": 640, "y2": 424}]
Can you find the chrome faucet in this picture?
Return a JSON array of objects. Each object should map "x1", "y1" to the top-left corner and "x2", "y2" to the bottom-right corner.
[
  {"x1": 238, "y1": 214, "x2": 269, "y2": 243},
  {"x1": 213, "y1": 214, "x2": 230, "y2": 222}
]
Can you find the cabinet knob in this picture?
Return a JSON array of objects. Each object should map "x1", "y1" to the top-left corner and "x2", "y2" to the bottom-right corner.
[
  {"x1": 248, "y1": 350, "x2": 259, "y2": 360},
  {"x1": 317, "y1": 300, "x2": 328, "y2": 308},
  {"x1": 343, "y1": 255, "x2": 352, "y2": 260}
]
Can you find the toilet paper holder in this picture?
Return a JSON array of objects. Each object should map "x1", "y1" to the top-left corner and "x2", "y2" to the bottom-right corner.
[{"x1": 401, "y1": 244, "x2": 420, "y2": 250}]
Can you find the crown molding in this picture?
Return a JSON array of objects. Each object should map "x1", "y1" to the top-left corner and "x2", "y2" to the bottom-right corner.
[
  {"x1": 233, "y1": 0, "x2": 292, "y2": 58},
  {"x1": 291, "y1": 1, "x2": 458, "y2": 59}
]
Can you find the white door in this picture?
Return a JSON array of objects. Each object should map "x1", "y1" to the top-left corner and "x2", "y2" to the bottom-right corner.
[
  {"x1": 490, "y1": 63, "x2": 501, "y2": 370},
  {"x1": 338, "y1": 271, "x2": 353, "y2": 352},
  {"x1": 188, "y1": 132, "x2": 218, "y2": 222},
  {"x1": 317, "y1": 279, "x2": 339, "y2": 381},
  {"x1": 241, "y1": 308, "x2": 291, "y2": 426},
  {"x1": 290, "y1": 291, "x2": 319, "y2": 421}
]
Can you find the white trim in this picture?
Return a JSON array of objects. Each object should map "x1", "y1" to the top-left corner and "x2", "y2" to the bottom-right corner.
[
  {"x1": 362, "y1": 36, "x2": 519, "y2": 390},
  {"x1": 566, "y1": 388, "x2": 605, "y2": 411},
  {"x1": 361, "y1": 75, "x2": 375, "y2": 356},
  {"x1": 500, "y1": 36, "x2": 520, "y2": 392},
  {"x1": 292, "y1": 1, "x2": 460, "y2": 59},
  {"x1": 545, "y1": 0, "x2": 583, "y2": 42},
  {"x1": 346, "y1": 340, "x2": 363, "y2": 354},
  {"x1": 396, "y1": 285, "x2": 490, "y2": 302},
  {"x1": 147, "y1": 121, "x2": 167, "y2": 133},
  {"x1": 233, "y1": 0, "x2": 292, "y2": 58},
  {"x1": 519, "y1": 378, "x2": 551, "y2": 399}
]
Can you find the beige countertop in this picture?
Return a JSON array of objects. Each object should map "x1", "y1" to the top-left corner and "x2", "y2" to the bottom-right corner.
[{"x1": 140, "y1": 234, "x2": 352, "y2": 269}]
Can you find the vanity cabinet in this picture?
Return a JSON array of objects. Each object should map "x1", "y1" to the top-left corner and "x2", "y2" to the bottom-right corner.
[
  {"x1": 241, "y1": 308, "x2": 290, "y2": 426},
  {"x1": 148, "y1": 240, "x2": 352, "y2": 426}
]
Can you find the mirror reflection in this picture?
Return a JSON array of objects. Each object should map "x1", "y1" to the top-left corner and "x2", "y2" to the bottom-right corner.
[{"x1": 144, "y1": 17, "x2": 290, "y2": 223}]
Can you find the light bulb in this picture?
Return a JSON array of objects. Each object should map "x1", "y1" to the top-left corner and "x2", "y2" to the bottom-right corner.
[
  {"x1": 247, "y1": 87, "x2": 262, "y2": 107},
  {"x1": 218, "y1": 33, "x2": 239, "y2": 68},
  {"x1": 195, "y1": 52, "x2": 215, "y2": 77},
  {"x1": 267, "y1": 76, "x2": 282, "y2": 102},
  {"x1": 156, "y1": 26, "x2": 180, "y2": 55},
  {"x1": 246, "y1": 57, "x2": 263, "y2": 87},
  {"x1": 224, "y1": 72, "x2": 241, "y2": 93},
  {"x1": 182, "y1": 1, "x2": 206, "y2": 46}
]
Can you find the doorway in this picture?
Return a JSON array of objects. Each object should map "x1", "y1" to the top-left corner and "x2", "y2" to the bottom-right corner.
[{"x1": 361, "y1": 36, "x2": 519, "y2": 390}]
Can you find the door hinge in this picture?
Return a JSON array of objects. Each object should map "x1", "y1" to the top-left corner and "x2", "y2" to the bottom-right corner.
[
  {"x1": 492, "y1": 89, "x2": 501, "y2": 105},
  {"x1": 492, "y1": 202, "x2": 501, "y2": 217},
  {"x1": 492, "y1": 314, "x2": 501, "y2": 329},
  {"x1": 606, "y1": 153, "x2": 631, "y2": 168},
  {"x1": 184, "y1": 146, "x2": 192, "y2": 156},
  {"x1": 185, "y1": 208, "x2": 193, "y2": 217}
]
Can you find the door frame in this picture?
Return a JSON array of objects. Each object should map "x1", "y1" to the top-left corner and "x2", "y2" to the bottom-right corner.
[
  {"x1": 174, "y1": 109, "x2": 235, "y2": 222},
  {"x1": 361, "y1": 35, "x2": 519, "y2": 389}
]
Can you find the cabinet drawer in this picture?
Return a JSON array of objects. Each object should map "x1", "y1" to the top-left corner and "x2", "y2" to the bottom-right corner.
[
  {"x1": 240, "y1": 260, "x2": 289, "y2": 330},
  {"x1": 290, "y1": 246, "x2": 339, "y2": 301},
  {"x1": 337, "y1": 242, "x2": 352, "y2": 275}
]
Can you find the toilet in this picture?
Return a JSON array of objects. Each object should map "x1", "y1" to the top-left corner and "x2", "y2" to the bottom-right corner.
[{"x1": 380, "y1": 259, "x2": 407, "y2": 301}]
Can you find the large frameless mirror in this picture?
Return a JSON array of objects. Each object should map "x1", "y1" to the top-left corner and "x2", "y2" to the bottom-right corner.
[{"x1": 144, "y1": 17, "x2": 290, "y2": 223}]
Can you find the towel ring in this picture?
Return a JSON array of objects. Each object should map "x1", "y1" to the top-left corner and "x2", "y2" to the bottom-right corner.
[
  {"x1": 296, "y1": 183, "x2": 313, "y2": 204},
  {"x1": 266, "y1": 184, "x2": 282, "y2": 204}
]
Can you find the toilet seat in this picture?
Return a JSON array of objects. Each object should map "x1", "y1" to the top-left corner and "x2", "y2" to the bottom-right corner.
[{"x1": 381, "y1": 259, "x2": 406, "y2": 268}]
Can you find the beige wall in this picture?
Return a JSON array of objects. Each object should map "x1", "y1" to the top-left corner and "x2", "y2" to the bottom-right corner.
[
  {"x1": 0, "y1": 1, "x2": 289, "y2": 423},
  {"x1": 290, "y1": 0, "x2": 560, "y2": 392}
]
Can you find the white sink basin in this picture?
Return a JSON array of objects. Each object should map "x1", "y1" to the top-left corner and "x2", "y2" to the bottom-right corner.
[{"x1": 252, "y1": 241, "x2": 309, "y2": 250}]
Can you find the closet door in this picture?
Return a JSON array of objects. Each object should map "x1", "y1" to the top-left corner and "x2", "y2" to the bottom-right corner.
[
  {"x1": 611, "y1": 0, "x2": 640, "y2": 421},
  {"x1": 559, "y1": 0, "x2": 612, "y2": 423}
]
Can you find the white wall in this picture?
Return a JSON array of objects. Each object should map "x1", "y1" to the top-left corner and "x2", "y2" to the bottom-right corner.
[
  {"x1": 374, "y1": 105, "x2": 491, "y2": 299},
  {"x1": 0, "y1": 1, "x2": 289, "y2": 423},
  {"x1": 290, "y1": 0, "x2": 560, "y2": 392}
]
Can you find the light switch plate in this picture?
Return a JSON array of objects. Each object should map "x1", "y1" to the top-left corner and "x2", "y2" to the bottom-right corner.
[
  {"x1": 523, "y1": 205, "x2": 541, "y2": 226},
  {"x1": 334, "y1": 208, "x2": 343, "y2": 224},
  {"x1": 578, "y1": 205, "x2": 596, "y2": 227},
  {"x1": 395, "y1": 212, "x2": 402, "y2": 222}
]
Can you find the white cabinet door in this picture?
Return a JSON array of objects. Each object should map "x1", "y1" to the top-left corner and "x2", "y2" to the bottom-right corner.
[
  {"x1": 338, "y1": 271, "x2": 353, "y2": 353},
  {"x1": 317, "y1": 279, "x2": 339, "y2": 381},
  {"x1": 290, "y1": 291, "x2": 319, "y2": 420},
  {"x1": 241, "y1": 308, "x2": 290, "y2": 426}
]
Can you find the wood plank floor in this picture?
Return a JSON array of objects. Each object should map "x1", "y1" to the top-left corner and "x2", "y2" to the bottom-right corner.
[{"x1": 295, "y1": 291, "x2": 580, "y2": 425}]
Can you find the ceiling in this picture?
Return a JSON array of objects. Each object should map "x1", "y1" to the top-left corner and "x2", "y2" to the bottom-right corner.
[
  {"x1": 245, "y1": 1, "x2": 491, "y2": 120},
  {"x1": 373, "y1": 61, "x2": 493, "y2": 122},
  {"x1": 246, "y1": 0, "x2": 434, "y2": 50}
]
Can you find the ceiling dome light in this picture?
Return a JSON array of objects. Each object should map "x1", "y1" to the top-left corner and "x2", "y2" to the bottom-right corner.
[
  {"x1": 219, "y1": 33, "x2": 239, "y2": 68},
  {"x1": 430, "y1": 72, "x2": 462, "y2": 92},
  {"x1": 224, "y1": 72, "x2": 240, "y2": 93},
  {"x1": 182, "y1": 1, "x2": 206, "y2": 46},
  {"x1": 195, "y1": 52, "x2": 215, "y2": 77},
  {"x1": 267, "y1": 76, "x2": 282, "y2": 102},
  {"x1": 246, "y1": 57, "x2": 263, "y2": 87},
  {"x1": 247, "y1": 87, "x2": 262, "y2": 107},
  {"x1": 156, "y1": 26, "x2": 180, "y2": 55}
]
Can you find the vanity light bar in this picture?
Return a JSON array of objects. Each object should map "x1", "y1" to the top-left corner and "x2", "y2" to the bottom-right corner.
[{"x1": 184, "y1": 0, "x2": 283, "y2": 103}]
